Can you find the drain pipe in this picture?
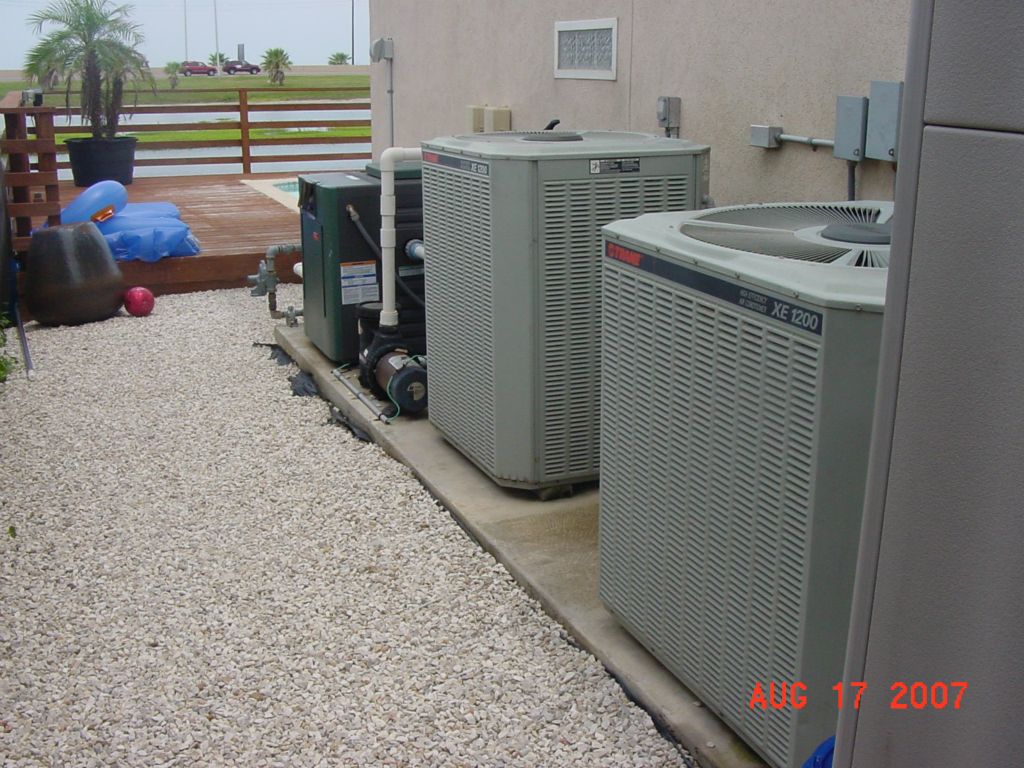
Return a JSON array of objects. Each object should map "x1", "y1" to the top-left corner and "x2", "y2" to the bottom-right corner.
[{"x1": 379, "y1": 146, "x2": 422, "y2": 329}]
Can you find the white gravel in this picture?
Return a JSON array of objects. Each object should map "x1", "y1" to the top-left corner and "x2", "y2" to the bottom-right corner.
[{"x1": 0, "y1": 285, "x2": 687, "y2": 767}]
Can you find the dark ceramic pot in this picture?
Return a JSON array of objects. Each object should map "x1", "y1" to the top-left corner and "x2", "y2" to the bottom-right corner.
[
  {"x1": 65, "y1": 136, "x2": 138, "y2": 187},
  {"x1": 26, "y1": 222, "x2": 125, "y2": 325}
]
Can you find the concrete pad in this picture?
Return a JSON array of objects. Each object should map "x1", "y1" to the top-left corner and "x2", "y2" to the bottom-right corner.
[{"x1": 275, "y1": 324, "x2": 767, "y2": 768}]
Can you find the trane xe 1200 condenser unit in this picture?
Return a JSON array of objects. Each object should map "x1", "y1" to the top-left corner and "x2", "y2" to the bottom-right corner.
[
  {"x1": 421, "y1": 131, "x2": 710, "y2": 492},
  {"x1": 599, "y1": 202, "x2": 891, "y2": 768}
]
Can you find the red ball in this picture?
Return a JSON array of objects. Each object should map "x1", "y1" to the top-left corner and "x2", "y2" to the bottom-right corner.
[{"x1": 124, "y1": 286, "x2": 155, "y2": 317}]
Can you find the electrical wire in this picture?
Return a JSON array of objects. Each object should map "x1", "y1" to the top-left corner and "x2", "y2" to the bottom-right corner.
[{"x1": 384, "y1": 373, "x2": 401, "y2": 422}]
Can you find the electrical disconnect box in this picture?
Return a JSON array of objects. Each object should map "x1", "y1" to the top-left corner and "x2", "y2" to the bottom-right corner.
[
  {"x1": 750, "y1": 124, "x2": 783, "y2": 148},
  {"x1": 369, "y1": 37, "x2": 394, "y2": 62},
  {"x1": 299, "y1": 162, "x2": 424, "y2": 363},
  {"x1": 865, "y1": 80, "x2": 904, "y2": 161},
  {"x1": 834, "y1": 96, "x2": 869, "y2": 161},
  {"x1": 656, "y1": 96, "x2": 681, "y2": 135}
]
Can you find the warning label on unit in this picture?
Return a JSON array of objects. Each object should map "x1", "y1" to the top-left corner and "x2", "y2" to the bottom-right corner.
[
  {"x1": 340, "y1": 261, "x2": 380, "y2": 305},
  {"x1": 589, "y1": 157, "x2": 641, "y2": 175}
]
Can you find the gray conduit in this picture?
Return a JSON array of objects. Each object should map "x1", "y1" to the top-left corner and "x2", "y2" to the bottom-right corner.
[{"x1": 332, "y1": 366, "x2": 390, "y2": 422}]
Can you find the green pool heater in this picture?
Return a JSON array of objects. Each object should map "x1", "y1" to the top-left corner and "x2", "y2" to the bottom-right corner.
[{"x1": 298, "y1": 161, "x2": 425, "y2": 368}]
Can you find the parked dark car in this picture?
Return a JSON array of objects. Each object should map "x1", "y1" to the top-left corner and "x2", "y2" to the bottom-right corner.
[
  {"x1": 180, "y1": 61, "x2": 217, "y2": 76},
  {"x1": 223, "y1": 60, "x2": 260, "y2": 75}
]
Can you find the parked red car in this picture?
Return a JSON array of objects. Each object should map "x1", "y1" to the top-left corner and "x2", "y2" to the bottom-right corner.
[
  {"x1": 180, "y1": 61, "x2": 217, "y2": 76},
  {"x1": 223, "y1": 60, "x2": 260, "y2": 75}
]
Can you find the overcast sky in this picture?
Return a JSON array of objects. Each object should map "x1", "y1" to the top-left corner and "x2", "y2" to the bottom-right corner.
[{"x1": 0, "y1": 0, "x2": 371, "y2": 70}]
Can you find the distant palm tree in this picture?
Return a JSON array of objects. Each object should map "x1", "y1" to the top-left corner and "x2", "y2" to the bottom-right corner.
[
  {"x1": 164, "y1": 60, "x2": 180, "y2": 89},
  {"x1": 207, "y1": 51, "x2": 226, "y2": 66},
  {"x1": 261, "y1": 47, "x2": 291, "y2": 85},
  {"x1": 328, "y1": 51, "x2": 349, "y2": 66}
]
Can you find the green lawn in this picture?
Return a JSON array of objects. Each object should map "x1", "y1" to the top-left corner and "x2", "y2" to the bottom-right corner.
[
  {"x1": 53, "y1": 125, "x2": 371, "y2": 144},
  {"x1": 0, "y1": 73, "x2": 369, "y2": 107}
]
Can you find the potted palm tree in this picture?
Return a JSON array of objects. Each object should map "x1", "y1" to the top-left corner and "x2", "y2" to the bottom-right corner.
[{"x1": 25, "y1": 0, "x2": 153, "y2": 186}]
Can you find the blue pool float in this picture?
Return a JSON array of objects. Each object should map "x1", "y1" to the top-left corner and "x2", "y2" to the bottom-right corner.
[
  {"x1": 97, "y1": 216, "x2": 201, "y2": 262},
  {"x1": 61, "y1": 180, "x2": 128, "y2": 224},
  {"x1": 59, "y1": 181, "x2": 199, "y2": 262},
  {"x1": 120, "y1": 202, "x2": 181, "y2": 219}
]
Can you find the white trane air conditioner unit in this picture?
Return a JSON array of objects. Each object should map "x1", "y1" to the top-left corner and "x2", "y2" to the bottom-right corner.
[
  {"x1": 599, "y1": 201, "x2": 891, "y2": 768},
  {"x1": 421, "y1": 130, "x2": 711, "y2": 493}
]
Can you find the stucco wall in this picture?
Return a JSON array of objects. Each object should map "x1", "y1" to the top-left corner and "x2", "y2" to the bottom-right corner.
[{"x1": 369, "y1": 0, "x2": 911, "y2": 204}]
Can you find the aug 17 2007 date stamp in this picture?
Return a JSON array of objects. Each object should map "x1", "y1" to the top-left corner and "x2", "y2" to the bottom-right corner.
[{"x1": 749, "y1": 681, "x2": 969, "y2": 710}]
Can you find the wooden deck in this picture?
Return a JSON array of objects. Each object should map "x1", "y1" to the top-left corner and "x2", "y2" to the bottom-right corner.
[{"x1": 58, "y1": 174, "x2": 304, "y2": 295}]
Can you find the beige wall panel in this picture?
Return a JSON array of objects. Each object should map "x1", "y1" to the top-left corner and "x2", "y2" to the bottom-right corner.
[{"x1": 370, "y1": 0, "x2": 910, "y2": 204}]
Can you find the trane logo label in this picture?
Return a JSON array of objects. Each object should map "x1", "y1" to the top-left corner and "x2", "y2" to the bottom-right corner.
[
  {"x1": 422, "y1": 151, "x2": 490, "y2": 176},
  {"x1": 606, "y1": 242, "x2": 643, "y2": 267},
  {"x1": 604, "y1": 240, "x2": 825, "y2": 336}
]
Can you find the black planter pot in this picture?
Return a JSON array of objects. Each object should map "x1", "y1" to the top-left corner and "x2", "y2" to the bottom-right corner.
[{"x1": 65, "y1": 136, "x2": 138, "y2": 187}]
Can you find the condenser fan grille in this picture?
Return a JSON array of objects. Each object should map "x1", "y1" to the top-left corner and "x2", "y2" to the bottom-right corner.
[
  {"x1": 853, "y1": 250, "x2": 890, "y2": 268},
  {"x1": 679, "y1": 228, "x2": 851, "y2": 262},
  {"x1": 474, "y1": 131, "x2": 583, "y2": 141},
  {"x1": 696, "y1": 203, "x2": 881, "y2": 229},
  {"x1": 679, "y1": 203, "x2": 886, "y2": 264}
]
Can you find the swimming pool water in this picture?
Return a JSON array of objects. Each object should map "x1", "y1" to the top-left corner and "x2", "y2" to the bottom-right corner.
[{"x1": 273, "y1": 180, "x2": 300, "y2": 197}]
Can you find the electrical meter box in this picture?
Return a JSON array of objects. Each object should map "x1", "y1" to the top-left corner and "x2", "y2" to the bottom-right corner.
[{"x1": 299, "y1": 161, "x2": 423, "y2": 363}]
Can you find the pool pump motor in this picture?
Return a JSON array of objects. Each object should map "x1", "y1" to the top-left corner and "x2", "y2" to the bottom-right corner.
[
  {"x1": 359, "y1": 323, "x2": 427, "y2": 416},
  {"x1": 356, "y1": 146, "x2": 433, "y2": 420}
]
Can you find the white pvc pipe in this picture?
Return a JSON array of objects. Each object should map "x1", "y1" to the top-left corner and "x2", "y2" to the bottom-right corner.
[{"x1": 379, "y1": 146, "x2": 422, "y2": 328}]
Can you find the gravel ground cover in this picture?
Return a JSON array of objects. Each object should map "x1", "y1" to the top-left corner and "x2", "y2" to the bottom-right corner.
[{"x1": 0, "y1": 286, "x2": 688, "y2": 767}]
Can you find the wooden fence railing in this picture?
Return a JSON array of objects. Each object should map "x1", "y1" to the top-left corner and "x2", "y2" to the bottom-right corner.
[
  {"x1": 1, "y1": 87, "x2": 371, "y2": 253},
  {"x1": 45, "y1": 86, "x2": 371, "y2": 175},
  {"x1": 0, "y1": 93, "x2": 61, "y2": 255}
]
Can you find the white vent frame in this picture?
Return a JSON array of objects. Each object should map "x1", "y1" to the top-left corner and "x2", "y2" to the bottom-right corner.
[{"x1": 553, "y1": 18, "x2": 618, "y2": 81}]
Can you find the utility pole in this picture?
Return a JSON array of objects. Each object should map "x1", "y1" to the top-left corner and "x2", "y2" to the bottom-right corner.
[
  {"x1": 183, "y1": 0, "x2": 189, "y2": 60},
  {"x1": 213, "y1": 0, "x2": 220, "y2": 73},
  {"x1": 351, "y1": 0, "x2": 355, "y2": 64}
]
